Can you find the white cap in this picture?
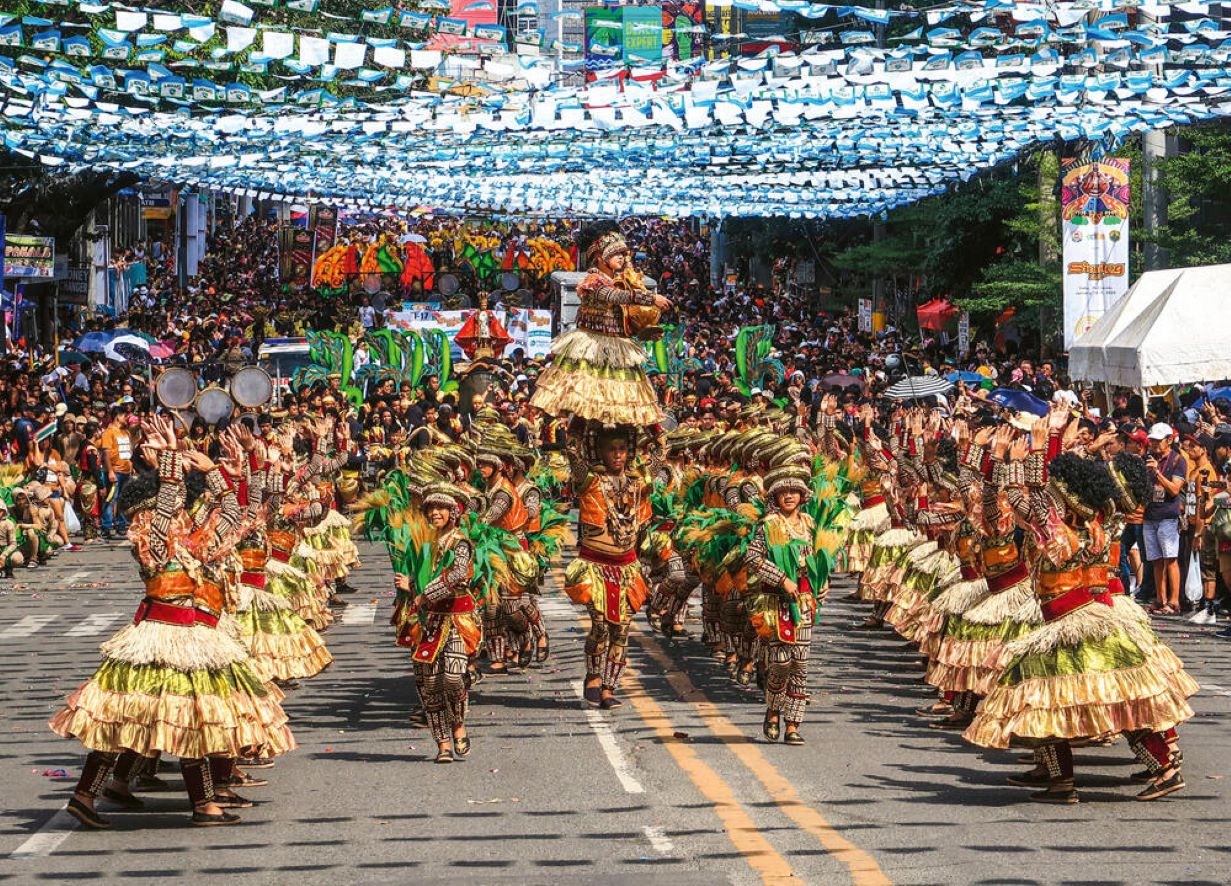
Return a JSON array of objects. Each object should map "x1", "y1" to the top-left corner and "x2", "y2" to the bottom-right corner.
[
  {"x1": 1148, "y1": 422, "x2": 1173, "y2": 441},
  {"x1": 750, "y1": 387, "x2": 763, "y2": 396},
  {"x1": 1053, "y1": 390, "x2": 1079, "y2": 406}
]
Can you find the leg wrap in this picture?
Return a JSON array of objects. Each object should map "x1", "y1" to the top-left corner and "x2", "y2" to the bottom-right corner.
[
  {"x1": 1038, "y1": 743, "x2": 1073, "y2": 780},
  {"x1": 442, "y1": 634, "x2": 469, "y2": 728},
  {"x1": 523, "y1": 598, "x2": 545, "y2": 641},
  {"x1": 209, "y1": 757, "x2": 235, "y2": 786},
  {"x1": 601, "y1": 620, "x2": 630, "y2": 690},
  {"x1": 764, "y1": 641, "x2": 791, "y2": 714},
  {"x1": 75, "y1": 751, "x2": 118, "y2": 799},
  {"x1": 702, "y1": 585, "x2": 721, "y2": 643},
  {"x1": 1126, "y1": 729, "x2": 1172, "y2": 775},
  {"x1": 427, "y1": 709, "x2": 450, "y2": 745},
  {"x1": 180, "y1": 758, "x2": 215, "y2": 807},
  {"x1": 484, "y1": 609, "x2": 506, "y2": 662},
  {"x1": 602, "y1": 652, "x2": 627, "y2": 691},
  {"x1": 112, "y1": 750, "x2": 141, "y2": 783}
]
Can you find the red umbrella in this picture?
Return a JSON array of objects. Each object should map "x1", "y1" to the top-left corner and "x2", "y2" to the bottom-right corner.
[
  {"x1": 150, "y1": 341, "x2": 177, "y2": 360},
  {"x1": 916, "y1": 299, "x2": 958, "y2": 331}
]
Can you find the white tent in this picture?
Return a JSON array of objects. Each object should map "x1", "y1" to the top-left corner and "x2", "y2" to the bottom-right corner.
[
  {"x1": 1068, "y1": 267, "x2": 1184, "y2": 382},
  {"x1": 1072, "y1": 263, "x2": 1231, "y2": 388}
]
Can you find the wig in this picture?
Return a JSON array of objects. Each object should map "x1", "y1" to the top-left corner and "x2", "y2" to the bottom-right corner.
[{"x1": 1049, "y1": 452, "x2": 1118, "y2": 512}]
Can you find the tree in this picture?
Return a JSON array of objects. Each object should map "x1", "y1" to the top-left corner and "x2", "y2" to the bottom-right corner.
[{"x1": 1152, "y1": 123, "x2": 1231, "y2": 267}]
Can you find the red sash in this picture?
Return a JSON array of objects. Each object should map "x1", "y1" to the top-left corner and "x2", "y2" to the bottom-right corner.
[
  {"x1": 863, "y1": 495, "x2": 885, "y2": 507},
  {"x1": 987, "y1": 561, "x2": 1029, "y2": 593},
  {"x1": 1039, "y1": 586, "x2": 1111, "y2": 623},
  {"x1": 414, "y1": 619, "x2": 449, "y2": 664},
  {"x1": 133, "y1": 599, "x2": 219, "y2": 629},
  {"x1": 240, "y1": 571, "x2": 266, "y2": 590}
]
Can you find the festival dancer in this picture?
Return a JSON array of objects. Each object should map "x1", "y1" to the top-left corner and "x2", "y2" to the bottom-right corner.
[
  {"x1": 476, "y1": 438, "x2": 531, "y2": 674},
  {"x1": 564, "y1": 426, "x2": 653, "y2": 709},
  {"x1": 745, "y1": 461, "x2": 826, "y2": 745},
  {"x1": 963, "y1": 411, "x2": 1199, "y2": 803},
  {"x1": 402, "y1": 482, "x2": 482, "y2": 763},
  {"x1": 50, "y1": 418, "x2": 294, "y2": 828}
]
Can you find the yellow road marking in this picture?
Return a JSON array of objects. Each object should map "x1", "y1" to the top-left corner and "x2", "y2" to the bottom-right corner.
[
  {"x1": 621, "y1": 666, "x2": 806, "y2": 885},
  {"x1": 633, "y1": 628, "x2": 893, "y2": 886}
]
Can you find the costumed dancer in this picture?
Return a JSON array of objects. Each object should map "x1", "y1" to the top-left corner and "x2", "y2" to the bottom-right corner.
[
  {"x1": 528, "y1": 221, "x2": 671, "y2": 707},
  {"x1": 231, "y1": 424, "x2": 333, "y2": 686},
  {"x1": 744, "y1": 458, "x2": 828, "y2": 745},
  {"x1": 50, "y1": 418, "x2": 295, "y2": 829},
  {"x1": 565, "y1": 427, "x2": 653, "y2": 708},
  {"x1": 963, "y1": 411, "x2": 1198, "y2": 803}
]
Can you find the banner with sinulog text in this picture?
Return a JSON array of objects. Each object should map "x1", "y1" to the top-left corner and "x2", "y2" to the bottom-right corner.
[{"x1": 1061, "y1": 158, "x2": 1130, "y2": 350}]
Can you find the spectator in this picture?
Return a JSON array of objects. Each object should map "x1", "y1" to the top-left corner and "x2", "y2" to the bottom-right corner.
[
  {"x1": 99, "y1": 405, "x2": 134, "y2": 540},
  {"x1": 1144, "y1": 423, "x2": 1188, "y2": 615}
]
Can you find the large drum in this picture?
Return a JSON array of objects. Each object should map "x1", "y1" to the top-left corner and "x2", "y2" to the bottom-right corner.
[
  {"x1": 155, "y1": 367, "x2": 197, "y2": 410},
  {"x1": 231, "y1": 366, "x2": 273, "y2": 409},
  {"x1": 195, "y1": 386, "x2": 234, "y2": 425}
]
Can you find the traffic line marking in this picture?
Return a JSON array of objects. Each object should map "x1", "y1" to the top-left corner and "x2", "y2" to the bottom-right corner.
[
  {"x1": 9, "y1": 809, "x2": 78, "y2": 860},
  {"x1": 642, "y1": 824, "x2": 676, "y2": 855},
  {"x1": 64, "y1": 570, "x2": 89, "y2": 584},
  {"x1": 634, "y1": 628, "x2": 892, "y2": 886},
  {"x1": 621, "y1": 668, "x2": 803, "y2": 884},
  {"x1": 1201, "y1": 681, "x2": 1231, "y2": 699},
  {"x1": 572, "y1": 680, "x2": 645, "y2": 794},
  {"x1": 65, "y1": 613, "x2": 124, "y2": 637},
  {"x1": 0, "y1": 615, "x2": 59, "y2": 638},
  {"x1": 340, "y1": 602, "x2": 377, "y2": 625}
]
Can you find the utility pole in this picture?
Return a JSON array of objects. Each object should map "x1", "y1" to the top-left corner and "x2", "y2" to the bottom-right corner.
[{"x1": 1142, "y1": 129, "x2": 1175, "y2": 271}]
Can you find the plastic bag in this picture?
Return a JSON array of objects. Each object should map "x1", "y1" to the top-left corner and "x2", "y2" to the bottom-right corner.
[
  {"x1": 63, "y1": 500, "x2": 81, "y2": 535},
  {"x1": 1184, "y1": 552, "x2": 1203, "y2": 604}
]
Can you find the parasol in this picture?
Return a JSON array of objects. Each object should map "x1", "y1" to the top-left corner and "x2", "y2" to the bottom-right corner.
[
  {"x1": 985, "y1": 388, "x2": 1049, "y2": 417},
  {"x1": 883, "y1": 376, "x2": 954, "y2": 401}
]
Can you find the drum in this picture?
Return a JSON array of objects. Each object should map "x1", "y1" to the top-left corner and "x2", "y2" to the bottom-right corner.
[
  {"x1": 437, "y1": 273, "x2": 460, "y2": 296},
  {"x1": 155, "y1": 366, "x2": 197, "y2": 410},
  {"x1": 231, "y1": 366, "x2": 273, "y2": 408},
  {"x1": 195, "y1": 386, "x2": 234, "y2": 425}
]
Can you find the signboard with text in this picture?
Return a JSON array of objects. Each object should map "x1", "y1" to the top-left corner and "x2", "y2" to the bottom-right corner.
[
  {"x1": 4, "y1": 234, "x2": 55, "y2": 278},
  {"x1": 1061, "y1": 158, "x2": 1131, "y2": 349}
]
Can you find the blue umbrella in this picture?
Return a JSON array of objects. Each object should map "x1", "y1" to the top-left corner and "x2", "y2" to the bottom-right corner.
[
  {"x1": 74, "y1": 330, "x2": 120, "y2": 353},
  {"x1": 946, "y1": 371, "x2": 986, "y2": 384},
  {"x1": 986, "y1": 388, "x2": 1048, "y2": 417}
]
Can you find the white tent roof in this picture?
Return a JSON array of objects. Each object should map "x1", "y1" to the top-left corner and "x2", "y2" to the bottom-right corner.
[
  {"x1": 1068, "y1": 267, "x2": 1185, "y2": 382},
  {"x1": 1088, "y1": 263, "x2": 1231, "y2": 388}
]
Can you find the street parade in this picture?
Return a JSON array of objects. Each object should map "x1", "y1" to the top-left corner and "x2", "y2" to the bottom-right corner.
[{"x1": 2, "y1": 0, "x2": 1231, "y2": 880}]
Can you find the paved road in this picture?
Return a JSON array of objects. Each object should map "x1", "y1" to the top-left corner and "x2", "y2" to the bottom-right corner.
[{"x1": 2, "y1": 541, "x2": 1229, "y2": 885}]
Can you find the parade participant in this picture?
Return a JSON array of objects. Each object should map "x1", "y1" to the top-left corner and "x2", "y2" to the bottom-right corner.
[
  {"x1": 745, "y1": 461, "x2": 825, "y2": 744},
  {"x1": 75, "y1": 421, "x2": 104, "y2": 544},
  {"x1": 644, "y1": 429, "x2": 704, "y2": 639},
  {"x1": 964, "y1": 411, "x2": 1199, "y2": 804},
  {"x1": 510, "y1": 447, "x2": 557, "y2": 663},
  {"x1": 564, "y1": 426, "x2": 653, "y2": 709},
  {"x1": 529, "y1": 221, "x2": 671, "y2": 428},
  {"x1": 402, "y1": 482, "x2": 480, "y2": 764},
  {"x1": 231, "y1": 425, "x2": 333, "y2": 685},
  {"x1": 0, "y1": 497, "x2": 32, "y2": 576},
  {"x1": 50, "y1": 418, "x2": 294, "y2": 828},
  {"x1": 476, "y1": 439, "x2": 530, "y2": 674}
]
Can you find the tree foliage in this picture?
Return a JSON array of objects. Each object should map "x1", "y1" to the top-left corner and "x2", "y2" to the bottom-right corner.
[{"x1": 1153, "y1": 124, "x2": 1231, "y2": 267}]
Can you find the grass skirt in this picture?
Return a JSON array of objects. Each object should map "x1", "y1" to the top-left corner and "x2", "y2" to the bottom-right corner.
[
  {"x1": 234, "y1": 602, "x2": 333, "y2": 683},
  {"x1": 50, "y1": 619, "x2": 296, "y2": 759},
  {"x1": 963, "y1": 602, "x2": 1197, "y2": 749},
  {"x1": 845, "y1": 500, "x2": 890, "y2": 574},
  {"x1": 529, "y1": 329, "x2": 662, "y2": 425},
  {"x1": 858, "y1": 527, "x2": 924, "y2": 603}
]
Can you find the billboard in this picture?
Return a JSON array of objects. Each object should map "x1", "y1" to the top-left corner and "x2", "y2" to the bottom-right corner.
[
  {"x1": 1061, "y1": 158, "x2": 1131, "y2": 349},
  {"x1": 584, "y1": 7, "x2": 623, "y2": 64},
  {"x1": 4, "y1": 235, "x2": 56, "y2": 278},
  {"x1": 622, "y1": 5, "x2": 662, "y2": 64},
  {"x1": 662, "y1": 1, "x2": 704, "y2": 61}
]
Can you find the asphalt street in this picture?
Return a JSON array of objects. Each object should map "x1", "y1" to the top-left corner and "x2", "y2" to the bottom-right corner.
[{"x1": 2, "y1": 540, "x2": 1230, "y2": 885}]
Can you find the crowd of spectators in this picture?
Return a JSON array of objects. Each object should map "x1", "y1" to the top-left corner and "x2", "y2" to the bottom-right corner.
[{"x1": 1, "y1": 211, "x2": 1230, "y2": 638}]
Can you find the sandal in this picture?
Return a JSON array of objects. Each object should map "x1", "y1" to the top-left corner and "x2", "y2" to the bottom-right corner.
[
  {"x1": 583, "y1": 683, "x2": 602, "y2": 707},
  {"x1": 213, "y1": 792, "x2": 254, "y2": 809},
  {"x1": 783, "y1": 730, "x2": 805, "y2": 746},
  {"x1": 535, "y1": 636, "x2": 550, "y2": 663},
  {"x1": 435, "y1": 747, "x2": 454, "y2": 764},
  {"x1": 600, "y1": 693, "x2": 624, "y2": 710},
  {"x1": 453, "y1": 735, "x2": 471, "y2": 758},
  {"x1": 763, "y1": 715, "x2": 781, "y2": 742},
  {"x1": 66, "y1": 797, "x2": 111, "y2": 830},
  {"x1": 100, "y1": 786, "x2": 144, "y2": 809},
  {"x1": 516, "y1": 648, "x2": 533, "y2": 670},
  {"x1": 191, "y1": 809, "x2": 242, "y2": 826},
  {"x1": 227, "y1": 773, "x2": 268, "y2": 788}
]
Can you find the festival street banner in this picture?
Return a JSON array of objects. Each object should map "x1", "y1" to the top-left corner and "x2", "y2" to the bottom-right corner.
[
  {"x1": 1061, "y1": 158, "x2": 1131, "y2": 350},
  {"x1": 387, "y1": 307, "x2": 552, "y2": 359},
  {"x1": 308, "y1": 205, "x2": 338, "y2": 287},
  {"x1": 4, "y1": 234, "x2": 56, "y2": 278}
]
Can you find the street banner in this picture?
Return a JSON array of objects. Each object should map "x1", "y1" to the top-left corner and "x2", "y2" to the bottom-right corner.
[
  {"x1": 957, "y1": 312, "x2": 970, "y2": 358},
  {"x1": 288, "y1": 226, "x2": 313, "y2": 287},
  {"x1": 5, "y1": 234, "x2": 56, "y2": 278},
  {"x1": 308, "y1": 204, "x2": 338, "y2": 287},
  {"x1": 1061, "y1": 158, "x2": 1131, "y2": 349},
  {"x1": 388, "y1": 307, "x2": 552, "y2": 359},
  {"x1": 857, "y1": 297, "x2": 873, "y2": 333}
]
